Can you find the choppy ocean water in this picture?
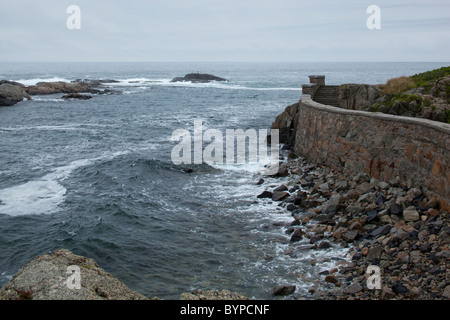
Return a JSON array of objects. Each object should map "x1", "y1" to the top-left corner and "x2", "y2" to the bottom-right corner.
[{"x1": 0, "y1": 61, "x2": 448, "y2": 299}]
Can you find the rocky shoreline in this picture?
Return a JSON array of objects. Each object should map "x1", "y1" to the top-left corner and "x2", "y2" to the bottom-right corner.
[
  {"x1": 2, "y1": 151, "x2": 447, "y2": 300},
  {"x1": 259, "y1": 150, "x2": 449, "y2": 300}
]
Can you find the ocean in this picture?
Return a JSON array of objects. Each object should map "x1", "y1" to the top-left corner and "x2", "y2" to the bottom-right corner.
[{"x1": 0, "y1": 61, "x2": 448, "y2": 299}]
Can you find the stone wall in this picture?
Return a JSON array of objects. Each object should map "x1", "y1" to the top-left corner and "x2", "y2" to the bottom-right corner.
[{"x1": 276, "y1": 95, "x2": 450, "y2": 210}]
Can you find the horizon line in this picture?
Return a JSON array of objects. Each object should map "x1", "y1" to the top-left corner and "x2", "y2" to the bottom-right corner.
[{"x1": 1, "y1": 60, "x2": 450, "y2": 64}]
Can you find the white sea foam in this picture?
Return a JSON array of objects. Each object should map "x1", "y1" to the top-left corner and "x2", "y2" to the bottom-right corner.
[
  {"x1": 32, "y1": 98, "x2": 64, "y2": 102},
  {"x1": 11, "y1": 76, "x2": 301, "y2": 93},
  {"x1": 108, "y1": 78, "x2": 301, "y2": 92},
  {"x1": 0, "y1": 123, "x2": 108, "y2": 132},
  {"x1": 12, "y1": 77, "x2": 72, "y2": 87},
  {"x1": 0, "y1": 150, "x2": 129, "y2": 216}
]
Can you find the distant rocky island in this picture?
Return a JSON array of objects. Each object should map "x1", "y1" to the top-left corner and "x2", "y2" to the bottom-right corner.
[
  {"x1": 170, "y1": 73, "x2": 228, "y2": 83},
  {"x1": 0, "y1": 73, "x2": 230, "y2": 107}
]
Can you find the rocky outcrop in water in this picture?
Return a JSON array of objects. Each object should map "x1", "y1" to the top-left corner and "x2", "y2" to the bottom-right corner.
[
  {"x1": 170, "y1": 73, "x2": 228, "y2": 83},
  {"x1": 62, "y1": 93, "x2": 93, "y2": 100},
  {"x1": 0, "y1": 82, "x2": 32, "y2": 106},
  {"x1": 0, "y1": 79, "x2": 122, "y2": 107},
  {"x1": 26, "y1": 81, "x2": 101, "y2": 96}
]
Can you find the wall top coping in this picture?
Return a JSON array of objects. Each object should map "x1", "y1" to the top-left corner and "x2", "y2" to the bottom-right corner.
[
  {"x1": 302, "y1": 83, "x2": 317, "y2": 87},
  {"x1": 309, "y1": 75, "x2": 325, "y2": 79},
  {"x1": 300, "y1": 95, "x2": 450, "y2": 136}
]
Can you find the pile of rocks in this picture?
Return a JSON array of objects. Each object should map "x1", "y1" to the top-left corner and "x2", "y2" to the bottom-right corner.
[{"x1": 258, "y1": 154, "x2": 449, "y2": 300}]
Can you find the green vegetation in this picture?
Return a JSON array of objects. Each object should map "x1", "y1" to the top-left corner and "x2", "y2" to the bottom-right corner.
[
  {"x1": 371, "y1": 66, "x2": 450, "y2": 123},
  {"x1": 411, "y1": 66, "x2": 450, "y2": 90},
  {"x1": 379, "y1": 66, "x2": 450, "y2": 95},
  {"x1": 371, "y1": 93, "x2": 423, "y2": 112}
]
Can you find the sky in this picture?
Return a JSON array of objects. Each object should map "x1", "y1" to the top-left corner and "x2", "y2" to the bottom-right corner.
[{"x1": 0, "y1": 0, "x2": 449, "y2": 62}]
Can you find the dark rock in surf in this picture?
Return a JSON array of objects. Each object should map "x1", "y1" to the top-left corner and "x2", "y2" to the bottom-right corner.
[
  {"x1": 170, "y1": 73, "x2": 229, "y2": 83},
  {"x1": 62, "y1": 93, "x2": 93, "y2": 100},
  {"x1": 257, "y1": 191, "x2": 273, "y2": 199},
  {"x1": 272, "y1": 191, "x2": 289, "y2": 201},
  {"x1": 290, "y1": 228, "x2": 304, "y2": 242},
  {"x1": 273, "y1": 285, "x2": 296, "y2": 296}
]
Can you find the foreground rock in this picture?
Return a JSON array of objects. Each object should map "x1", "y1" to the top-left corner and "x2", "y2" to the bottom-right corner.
[
  {"x1": 171, "y1": 73, "x2": 228, "y2": 83},
  {"x1": 0, "y1": 249, "x2": 150, "y2": 300},
  {"x1": 0, "y1": 249, "x2": 249, "y2": 300},
  {"x1": 0, "y1": 83, "x2": 32, "y2": 106}
]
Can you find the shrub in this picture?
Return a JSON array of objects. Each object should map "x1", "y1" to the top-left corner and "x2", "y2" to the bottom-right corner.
[{"x1": 380, "y1": 76, "x2": 416, "y2": 95}]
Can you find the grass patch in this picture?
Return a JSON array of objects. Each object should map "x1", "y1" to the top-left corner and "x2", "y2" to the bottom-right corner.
[{"x1": 411, "y1": 66, "x2": 450, "y2": 91}]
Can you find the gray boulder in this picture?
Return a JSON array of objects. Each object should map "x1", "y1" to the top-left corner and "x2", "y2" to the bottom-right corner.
[
  {"x1": 0, "y1": 249, "x2": 150, "y2": 300},
  {"x1": 0, "y1": 83, "x2": 31, "y2": 106}
]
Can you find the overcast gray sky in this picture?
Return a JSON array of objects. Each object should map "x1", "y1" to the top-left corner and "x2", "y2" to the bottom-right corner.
[{"x1": 0, "y1": 0, "x2": 449, "y2": 62}]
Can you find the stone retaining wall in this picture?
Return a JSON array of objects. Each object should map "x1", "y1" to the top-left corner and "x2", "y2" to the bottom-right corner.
[{"x1": 292, "y1": 95, "x2": 450, "y2": 210}]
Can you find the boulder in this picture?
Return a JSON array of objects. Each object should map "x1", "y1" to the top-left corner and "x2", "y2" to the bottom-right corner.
[
  {"x1": 272, "y1": 191, "x2": 289, "y2": 201},
  {"x1": 272, "y1": 285, "x2": 296, "y2": 296},
  {"x1": 290, "y1": 228, "x2": 304, "y2": 242},
  {"x1": 62, "y1": 93, "x2": 93, "y2": 100},
  {"x1": 257, "y1": 191, "x2": 273, "y2": 199},
  {"x1": 0, "y1": 83, "x2": 31, "y2": 106}
]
